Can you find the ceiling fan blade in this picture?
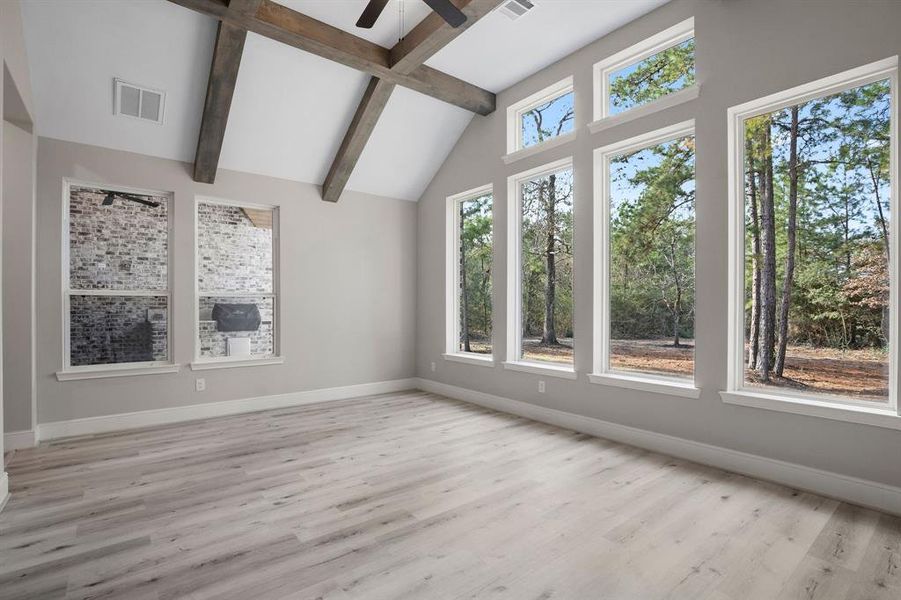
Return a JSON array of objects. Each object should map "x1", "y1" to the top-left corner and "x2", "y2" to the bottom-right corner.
[
  {"x1": 422, "y1": 0, "x2": 467, "y2": 28},
  {"x1": 356, "y1": 0, "x2": 390, "y2": 28},
  {"x1": 102, "y1": 192, "x2": 115, "y2": 206}
]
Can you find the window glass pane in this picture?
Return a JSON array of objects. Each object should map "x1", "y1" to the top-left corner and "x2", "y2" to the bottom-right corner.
[
  {"x1": 520, "y1": 91, "x2": 574, "y2": 149},
  {"x1": 197, "y1": 203, "x2": 273, "y2": 294},
  {"x1": 457, "y1": 193, "x2": 493, "y2": 354},
  {"x1": 609, "y1": 136, "x2": 696, "y2": 379},
  {"x1": 743, "y1": 79, "x2": 891, "y2": 403},
  {"x1": 68, "y1": 186, "x2": 169, "y2": 291},
  {"x1": 608, "y1": 38, "x2": 695, "y2": 116},
  {"x1": 520, "y1": 167, "x2": 574, "y2": 365},
  {"x1": 69, "y1": 295, "x2": 168, "y2": 366},
  {"x1": 199, "y1": 296, "x2": 274, "y2": 359}
]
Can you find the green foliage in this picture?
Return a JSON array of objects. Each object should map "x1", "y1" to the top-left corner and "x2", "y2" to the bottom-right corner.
[
  {"x1": 609, "y1": 39, "x2": 695, "y2": 112},
  {"x1": 743, "y1": 79, "x2": 890, "y2": 353},
  {"x1": 610, "y1": 137, "x2": 695, "y2": 344},
  {"x1": 459, "y1": 195, "x2": 493, "y2": 351}
]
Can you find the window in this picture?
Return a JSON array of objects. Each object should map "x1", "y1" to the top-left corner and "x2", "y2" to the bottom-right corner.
[
  {"x1": 506, "y1": 158, "x2": 576, "y2": 376},
  {"x1": 445, "y1": 185, "x2": 494, "y2": 362},
  {"x1": 63, "y1": 182, "x2": 173, "y2": 372},
  {"x1": 727, "y1": 58, "x2": 898, "y2": 413},
  {"x1": 506, "y1": 77, "x2": 575, "y2": 156},
  {"x1": 592, "y1": 18, "x2": 696, "y2": 125},
  {"x1": 195, "y1": 198, "x2": 279, "y2": 365},
  {"x1": 594, "y1": 122, "x2": 696, "y2": 388}
]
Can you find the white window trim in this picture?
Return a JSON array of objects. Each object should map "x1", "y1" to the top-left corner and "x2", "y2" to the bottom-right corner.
[
  {"x1": 506, "y1": 156, "x2": 577, "y2": 379},
  {"x1": 58, "y1": 179, "x2": 177, "y2": 381},
  {"x1": 442, "y1": 353, "x2": 495, "y2": 368},
  {"x1": 506, "y1": 76, "x2": 575, "y2": 156},
  {"x1": 725, "y1": 56, "x2": 900, "y2": 426},
  {"x1": 445, "y1": 184, "x2": 494, "y2": 362},
  {"x1": 591, "y1": 120, "x2": 698, "y2": 397},
  {"x1": 194, "y1": 196, "x2": 282, "y2": 368},
  {"x1": 592, "y1": 17, "x2": 695, "y2": 124}
]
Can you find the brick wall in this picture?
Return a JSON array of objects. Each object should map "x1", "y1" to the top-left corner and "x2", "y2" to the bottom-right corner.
[
  {"x1": 197, "y1": 204, "x2": 274, "y2": 358},
  {"x1": 69, "y1": 295, "x2": 168, "y2": 366},
  {"x1": 68, "y1": 186, "x2": 170, "y2": 365}
]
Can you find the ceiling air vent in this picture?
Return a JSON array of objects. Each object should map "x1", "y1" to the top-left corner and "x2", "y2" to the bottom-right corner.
[
  {"x1": 113, "y1": 78, "x2": 165, "y2": 124},
  {"x1": 499, "y1": 0, "x2": 534, "y2": 20}
]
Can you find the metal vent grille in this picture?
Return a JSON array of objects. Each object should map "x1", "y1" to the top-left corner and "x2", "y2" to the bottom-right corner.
[
  {"x1": 499, "y1": 0, "x2": 534, "y2": 20},
  {"x1": 114, "y1": 79, "x2": 165, "y2": 124}
]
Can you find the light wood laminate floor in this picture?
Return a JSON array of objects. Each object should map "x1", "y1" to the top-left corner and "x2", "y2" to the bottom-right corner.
[{"x1": 1, "y1": 391, "x2": 899, "y2": 600}]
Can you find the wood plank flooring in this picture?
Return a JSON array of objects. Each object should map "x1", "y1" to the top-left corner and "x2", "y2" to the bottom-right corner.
[{"x1": 1, "y1": 390, "x2": 899, "y2": 600}]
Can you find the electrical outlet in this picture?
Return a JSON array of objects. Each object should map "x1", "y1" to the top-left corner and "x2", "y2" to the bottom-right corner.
[
  {"x1": 538, "y1": 380, "x2": 546, "y2": 393},
  {"x1": 431, "y1": 361, "x2": 436, "y2": 372},
  {"x1": 195, "y1": 378, "x2": 206, "y2": 392}
]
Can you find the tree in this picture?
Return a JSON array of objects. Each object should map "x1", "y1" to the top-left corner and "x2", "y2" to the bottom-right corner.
[
  {"x1": 609, "y1": 39, "x2": 695, "y2": 112},
  {"x1": 774, "y1": 105, "x2": 800, "y2": 377}
]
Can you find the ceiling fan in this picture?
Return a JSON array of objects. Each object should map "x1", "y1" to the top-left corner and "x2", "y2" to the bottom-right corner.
[
  {"x1": 102, "y1": 192, "x2": 160, "y2": 208},
  {"x1": 356, "y1": 0, "x2": 466, "y2": 30}
]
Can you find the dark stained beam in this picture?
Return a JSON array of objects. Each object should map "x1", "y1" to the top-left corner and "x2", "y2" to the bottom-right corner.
[
  {"x1": 320, "y1": 0, "x2": 502, "y2": 202},
  {"x1": 321, "y1": 77, "x2": 396, "y2": 203},
  {"x1": 193, "y1": 20, "x2": 248, "y2": 184},
  {"x1": 168, "y1": 0, "x2": 495, "y2": 115}
]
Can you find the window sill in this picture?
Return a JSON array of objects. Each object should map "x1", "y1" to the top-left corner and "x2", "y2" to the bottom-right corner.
[
  {"x1": 588, "y1": 85, "x2": 700, "y2": 135},
  {"x1": 190, "y1": 357, "x2": 285, "y2": 371},
  {"x1": 502, "y1": 131, "x2": 576, "y2": 165},
  {"x1": 720, "y1": 390, "x2": 901, "y2": 431},
  {"x1": 443, "y1": 353, "x2": 495, "y2": 367},
  {"x1": 588, "y1": 372, "x2": 700, "y2": 399},
  {"x1": 503, "y1": 361, "x2": 577, "y2": 380},
  {"x1": 56, "y1": 363, "x2": 181, "y2": 381}
]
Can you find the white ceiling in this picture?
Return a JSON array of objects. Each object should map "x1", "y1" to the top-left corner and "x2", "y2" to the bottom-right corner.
[{"x1": 21, "y1": 0, "x2": 667, "y2": 201}]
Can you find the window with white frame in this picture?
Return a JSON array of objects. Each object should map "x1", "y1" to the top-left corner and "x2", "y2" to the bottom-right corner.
[
  {"x1": 593, "y1": 18, "x2": 695, "y2": 123},
  {"x1": 727, "y1": 58, "x2": 897, "y2": 409},
  {"x1": 445, "y1": 186, "x2": 493, "y2": 359},
  {"x1": 195, "y1": 199, "x2": 279, "y2": 362},
  {"x1": 507, "y1": 77, "x2": 575, "y2": 155},
  {"x1": 63, "y1": 182, "x2": 173, "y2": 370},
  {"x1": 594, "y1": 122, "x2": 696, "y2": 384},
  {"x1": 507, "y1": 158, "x2": 575, "y2": 371}
]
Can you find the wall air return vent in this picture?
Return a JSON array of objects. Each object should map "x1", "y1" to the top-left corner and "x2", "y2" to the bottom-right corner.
[
  {"x1": 114, "y1": 78, "x2": 165, "y2": 124},
  {"x1": 499, "y1": 0, "x2": 534, "y2": 20}
]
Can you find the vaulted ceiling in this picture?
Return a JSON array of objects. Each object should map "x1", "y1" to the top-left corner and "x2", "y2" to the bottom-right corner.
[{"x1": 21, "y1": 0, "x2": 667, "y2": 201}]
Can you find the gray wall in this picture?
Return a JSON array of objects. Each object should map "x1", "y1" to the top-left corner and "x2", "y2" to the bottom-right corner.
[
  {"x1": 3, "y1": 121, "x2": 35, "y2": 432},
  {"x1": 36, "y1": 137, "x2": 417, "y2": 424},
  {"x1": 416, "y1": 0, "x2": 901, "y2": 488}
]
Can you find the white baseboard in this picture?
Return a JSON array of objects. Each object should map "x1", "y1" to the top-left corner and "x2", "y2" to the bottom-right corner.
[
  {"x1": 0, "y1": 472, "x2": 8, "y2": 514},
  {"x1": 416, "y1": 378, "x2": 901, "y2": 517},
  {"x1": 37, "y1": 378, "x2": 417, "y2": 441},
  {"x1": 5, "y1": 430, "x2": 37, "y2": 450}
]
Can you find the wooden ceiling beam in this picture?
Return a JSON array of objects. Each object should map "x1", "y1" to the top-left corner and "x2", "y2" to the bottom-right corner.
[
  {"x1": 320, "y1": 0, "x2": 503, "y2": 202},
  {"x1": 168, "y1": 0, "x2": 496, "y2": 114},
  {"x1": 321, "y1": 77, "x2": 396, "y2": 203},
  {"x1": 192, "y1": 0, "x2": 259, "y2": 184}
]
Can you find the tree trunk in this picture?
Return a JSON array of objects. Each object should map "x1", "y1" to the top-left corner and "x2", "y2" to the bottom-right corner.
[
  {"x1": 757, "y1": 119, "x2": 777, "y2": 381},
  {"x1": 774, "y1": 106, "x2": 799, "y2": 377},
  {"x1": 747, "y1": 135, "x2": 762, "y2": 369},
  {"x1": 542, "y1": 176, "x2": 558, "y2": 345},
  {"x1": 459, "y1": 202, "x2": 471, "y2": 352}
]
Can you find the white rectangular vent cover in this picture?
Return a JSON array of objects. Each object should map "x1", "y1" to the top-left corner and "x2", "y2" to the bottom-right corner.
[
  {"x1": 114, "y1": 78, "x2": 165, "y2": 124},
  {"x1": 499, "y1": 0, "x2": 534, "y2": 20}
]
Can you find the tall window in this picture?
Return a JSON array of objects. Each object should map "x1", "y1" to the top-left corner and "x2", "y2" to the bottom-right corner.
[
  {"x1": 507, "y1": 159, "x2": 575, "y2": 371},
  {"x1": 596, "y1": 123, "x2": 696, "y2": 383},
  {"x1": 728, "y1": 59, "x2": 897, "y2": 408},
  {"x1": 63, "y1": 182, "x2": 172, "y2": 370},
  {"x1": 507, "y1": 77, "x2": 575, "y2": 154},
  {"x1": 195, "y1": 199, "x2": 279, "y2": 363},
  {"x1": 594, "y1": 18, "x2": 696, "y2": 122},
  {"x1": 445, "y1": 186, "x2": 493, "y2": 360}
]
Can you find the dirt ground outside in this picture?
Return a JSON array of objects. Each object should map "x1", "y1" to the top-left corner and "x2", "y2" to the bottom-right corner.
[{"x1": 517, "y1": 337, "x2": 887, "y2": 402}]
